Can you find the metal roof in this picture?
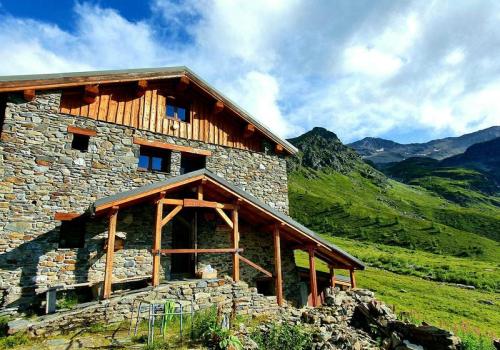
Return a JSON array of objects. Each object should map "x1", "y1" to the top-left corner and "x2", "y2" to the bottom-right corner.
[
  {"x1": 90, "y1": 169, "x2": 365, "y2": 269},
  {"x1": 0, "y1": 66, "x2": 298, "y2": 155}
]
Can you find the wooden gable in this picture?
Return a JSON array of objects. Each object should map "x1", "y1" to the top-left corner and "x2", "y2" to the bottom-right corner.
[{"x1": 59, "y1": 78, "x2": 267, "y2": 153}]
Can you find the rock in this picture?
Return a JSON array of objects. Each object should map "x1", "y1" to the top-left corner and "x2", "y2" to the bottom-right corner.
[
  {"x1": 478, "y1": 299, "x2": 494, "y2": 305},
  {"x1": 493, "y1": 338, "x2": 500, "y2": 350},
  {"x1": 7, "y1": 318, "x2": 32, "y2": 334}
]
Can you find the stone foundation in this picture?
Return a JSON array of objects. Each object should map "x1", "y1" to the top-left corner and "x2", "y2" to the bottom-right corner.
[{"x1": 15, "y1": 278, "x2": 280, "y2": 337}]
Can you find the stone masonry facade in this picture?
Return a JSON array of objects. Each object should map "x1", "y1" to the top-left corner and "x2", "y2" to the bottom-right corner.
[{"x1": 0, "y1": 91, "x2": 295, "y2": 308}]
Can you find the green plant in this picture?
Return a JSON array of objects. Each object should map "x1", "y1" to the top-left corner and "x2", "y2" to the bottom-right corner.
[
  {"x1": 0, "y1": 316, "x2": 9, "y2": 337},
  {"x1": 251, "y1": 322, "x2": 313, "y2": 350},
  {"x1": 458, "y1": 332, "x2": 495, "y2": 350},
  {"x1": 203, "y1": 325, "x2": 242, "y2": 350},
  {"x1": 57, "y1": 291, "x2": 79, "y2": 309},
  {"x1": 191, "y1": 306, "x2": 218, "y2": 340},
  {"x1": 0, "y1": 332, "x2": 30, "y2": 348}
]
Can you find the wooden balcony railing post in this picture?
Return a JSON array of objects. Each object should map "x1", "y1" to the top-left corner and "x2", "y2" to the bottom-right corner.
[{"x1": 103, "y1": 206, "x2": 119, "y2": 299}]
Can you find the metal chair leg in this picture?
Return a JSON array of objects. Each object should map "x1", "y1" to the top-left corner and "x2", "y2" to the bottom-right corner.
[{"x1": 134, "y1": 301, "x2": 143, "y2": 336}]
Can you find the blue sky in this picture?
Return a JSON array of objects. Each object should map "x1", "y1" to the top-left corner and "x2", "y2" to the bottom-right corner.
[{"x1": 0, "y1": 0, "x2": 499, "y2": 143}]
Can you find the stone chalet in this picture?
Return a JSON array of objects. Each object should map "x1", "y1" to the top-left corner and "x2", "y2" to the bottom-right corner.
[{"x1": 0, "y1": 67, "x2": 364, "y2": 312}]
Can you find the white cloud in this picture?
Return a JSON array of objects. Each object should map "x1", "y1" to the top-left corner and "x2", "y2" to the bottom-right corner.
[{"x1": 0, "y1": 0, "x2": 499, "y2": 142}]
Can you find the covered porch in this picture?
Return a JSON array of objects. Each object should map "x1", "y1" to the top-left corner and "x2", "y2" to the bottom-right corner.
[{"x1": 88, "y1": 169, "x2": 364, "y2": 307}]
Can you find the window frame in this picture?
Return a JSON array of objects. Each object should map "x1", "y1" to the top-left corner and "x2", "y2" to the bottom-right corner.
[
  {"x1": 138, "y1": 146, "x2": 172, "y2": 173},
  {"x1": 165, "y1": 97, "x2": 190, "y2": 123}
]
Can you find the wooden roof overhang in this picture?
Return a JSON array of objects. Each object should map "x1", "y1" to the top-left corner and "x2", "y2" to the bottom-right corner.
[
  {"x1": 89, "y1": 169, "x2": 365, "y2": 270},
  {"x1": 0, "y1": 67, "x2": 298, "y2": 155}
]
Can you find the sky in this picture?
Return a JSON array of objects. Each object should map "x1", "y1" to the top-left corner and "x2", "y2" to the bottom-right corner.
[{"x1": 0, "y1": 0, "x2": 499, "y2": 143}]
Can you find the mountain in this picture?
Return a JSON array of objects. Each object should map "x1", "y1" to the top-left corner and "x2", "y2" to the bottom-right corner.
[
  {"x1": 348, "y1": 126, "x2": 500, "y2": 164},
  {"x1": 286, "y1": 127, "x2": 500, "y2": 262}
]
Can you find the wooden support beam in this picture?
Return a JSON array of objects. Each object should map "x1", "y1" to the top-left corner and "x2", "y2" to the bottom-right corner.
[
  {"x1": 215, "y1": 208, "x2": 233, "y2": 229},
  {"x1": 54, "y1": 212, "x2": 81, "y2": 221},
  {"x1": 329, "y1": 265, "x2": 336, "y2": 288},
  {"x1": 23, "y1": 89, "x2": 36, "y2": 102},
  {"x1": 275, "y1": 144, "x2": 284, "y2": 154},
  {"x1": 156, "y1": 248, "x2": 243, "y2": 254},
  {"x1": 239, "y1": 255, "x2": 273, "y2": 278},
  {"x1": 103, "y1": 206, "x2": 118, "y2": 299},
  {"x1": 83, "y1": 84, "x2": 99, "y2": 104},
  {"x1": 183, "y1": 198, "x2": 235, "y2": 209},
  {"x1": 152, "y1": 192, "x2": 165, "y2": 287},
  {"x1": 273, "y1": 226, "x2": 284, "y2": 306},
  {"x1": 160, "y1": 205, "x2": 182, "y2": 227},
  {"x1": 243, "y1": 124, "x2": 255, "y2": 138},
  {"x1": 133, "y1": 137, "x2": 212, "y2": 156},
  {"x1": 232, "y1": 206, "x2": 240, "y2": 282},
  {"x1": 67, "y1": 125, "x2": 97, "y2": 137},
  {"x1": 136, "y1": 80, "x2": 148, "y2": 97},
  {"x1": 160, "y1": 198, "x2": 184, "y2": 206},
  {"x1": 308, "y1": 247, "x2": 318, "y2": 307},
  {"x1": 213, "y1": 100, "x2": 224, "y2": 114},
  {"x1": 350, "y1": 269, "x2": 356, "y2": 289},
  {"x1": 176, "y1": 76, "x2": 190, "y2": 92}
]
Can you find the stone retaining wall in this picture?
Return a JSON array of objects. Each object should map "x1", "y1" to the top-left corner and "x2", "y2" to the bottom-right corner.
[{"x1": 24, "y1": 278, "x2": 280, "y2": 336}]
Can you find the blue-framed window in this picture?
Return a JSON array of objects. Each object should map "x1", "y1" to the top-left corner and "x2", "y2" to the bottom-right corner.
[
  {"x1": 138, "y1": 146, "x2": 171, "y2": 173},
  {"x1": 166, "y1": 98, "x2": 189, "y2": 122}
]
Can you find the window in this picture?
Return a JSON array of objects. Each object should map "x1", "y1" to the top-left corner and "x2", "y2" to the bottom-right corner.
[
  {"x1": 138, "y1": 146, "x2": 171, "y2": 173},
  {"x1": 180, "y1": 153, "x2": 206, "y2": 174},
  {"x1": 166, "y1": 98, "x2": 189, "y2": 122},
  {"x1": 71, "y1": 134, "x2": 90, "y2": 152},
  {"x1": 59, "y1": 219, "x2": 86, "y2": 248}
]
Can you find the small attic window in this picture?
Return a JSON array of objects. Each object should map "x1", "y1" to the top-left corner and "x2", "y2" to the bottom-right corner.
[
  {"x1": 59, "y1": 218, "x2": 86, "y2": 248},
  {"x1": 166, "y1": 98, "x2": 189, "y2": 122},
  {"x1": 72, "y1": 134, "x2": 90, "y2": 152}
]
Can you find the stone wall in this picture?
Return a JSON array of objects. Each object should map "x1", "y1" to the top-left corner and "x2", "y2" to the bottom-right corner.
[
  {"x1": 25, "y1": 278, "x2": 280, "y2": 337},
  {"x1": 0, "y1": 92, "x2": 290, "y2": 307}
]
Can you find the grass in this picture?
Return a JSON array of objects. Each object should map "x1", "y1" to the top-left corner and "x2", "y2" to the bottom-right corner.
[
  {"x1": 289, "y1": 169, "x2": 500, "y2": 261},
  {"x1": 295, "y1": 248, "x2": 499, "y2": 337}
]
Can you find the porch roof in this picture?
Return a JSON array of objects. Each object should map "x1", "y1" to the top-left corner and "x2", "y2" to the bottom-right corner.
[{"x1": 89, "y1": 169, "x2": 365, "y2": 270}]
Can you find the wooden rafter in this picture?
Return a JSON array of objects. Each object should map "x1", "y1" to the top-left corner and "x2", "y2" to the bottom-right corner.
[
  {"x1": 160, "y1": 205, "x2": 182, "y2": 227},
  {"x1": 215, "y1": 208, "x2": 233, "y2": 229},
  {"x1": 23, "y1": 89, "x2": 36, "y2": 102},
  {"x1": 176, "y1": 76, "x2": 190, "y2": 92},
  {"x1": 136, "y1": 80, "x2": 148, "y2": 97},
  {"x1": 243, "y1": 124, "x2": 255, "y2": 138},
  {"x1": 213, "y1": 100, "x2": 224, "y2": 114},
  {"x1": 239, "y1": 255, "x2": 272, "y2": 278},
  {"x1": 83, "y1": 84, "x2": 99, "y2": 104},
  {"x1": 54, "y1": 212, "x2": 81, "y2": 221},
  {"x1": 183, "y1": 198, "x2": 234, "y2": 209}
]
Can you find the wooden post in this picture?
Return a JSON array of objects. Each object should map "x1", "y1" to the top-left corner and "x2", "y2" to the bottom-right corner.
[
  {"x1": 273, "y1": 225, "x2": 283, "y2": 306},
  {"x1": 350, "y1": 269, "x2": 356, "y2": 289},
  {"x1": 103, "y1": 206, "x2": 118, "y2": 299},
  {"x1": 329, "y1": 265, "x2": 336, "y2": 288},
  {"x1": 152, "y1": 192, "x2": 165, "y2": 287},
  {"x1": 308, "y1": 247, "x2": 318, "y2": 307},
  {"x1": 231, "y1": 206, "x2": 240, "y2": 282}
]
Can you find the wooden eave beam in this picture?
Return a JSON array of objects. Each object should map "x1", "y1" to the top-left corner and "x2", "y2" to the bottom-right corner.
[
  {"x1": 275, "y1": 144, "x2": 284, "y2": 154},
  {"x1": 23, "y1": 89, "x2": 36, "y2": 102},
  {"x1": 243, "y1": 124, "x2": 255, "y2": 138},
  {"x1": 183, "y1": 198, "x2": 235, "y2": 209}
]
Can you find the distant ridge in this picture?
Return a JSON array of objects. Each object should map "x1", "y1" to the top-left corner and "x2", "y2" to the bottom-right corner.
[{"x1": 348, "y1": 126, "x2": 500, "y2": 164}]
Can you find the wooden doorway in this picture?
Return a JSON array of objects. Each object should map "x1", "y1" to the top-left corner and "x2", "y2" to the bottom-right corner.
[{"x1": 170, "y1": 209, "x2": 195, "y2": 278}]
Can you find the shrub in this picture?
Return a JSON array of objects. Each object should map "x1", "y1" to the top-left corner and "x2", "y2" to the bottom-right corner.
[
  {"x1": 459, "y1": 332, "x2": 495, "y2": 350},
  {"x1": 0, "y1": 332, "x2": 29, "y2": 349},
  {"x1": 251, "y1": 322, "x2": 313, "y2": 350}
]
